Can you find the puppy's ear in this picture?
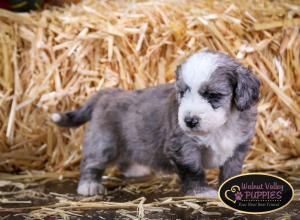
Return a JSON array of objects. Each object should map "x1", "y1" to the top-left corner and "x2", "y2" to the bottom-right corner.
[{"x1": 234, "y1": 66, "x2": 260, "y2": 111}]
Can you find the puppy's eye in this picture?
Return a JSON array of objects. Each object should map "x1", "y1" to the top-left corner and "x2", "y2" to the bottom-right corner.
[
  {"x1": 179, "y1": 90, "x2": 185, "y2": 98},
  {"x1": 179, "y1": 87, "x2": 189, "y2": 98},
  {"x1": 203, "y1": 91, "x2": 223, "y2": 102}
]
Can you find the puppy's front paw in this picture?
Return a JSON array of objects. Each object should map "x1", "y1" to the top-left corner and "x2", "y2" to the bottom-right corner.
[
  {"x1": 77, "y1": 180, "x2": 105, "y2": 196},
  {"x1": 186, "y1": 186, "x2": 218, "y2": 198}
]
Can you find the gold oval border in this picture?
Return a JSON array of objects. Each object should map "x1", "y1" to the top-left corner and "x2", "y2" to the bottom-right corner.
[{"x1": 218, "y1": 172, "x2": 295, "y2": 215}]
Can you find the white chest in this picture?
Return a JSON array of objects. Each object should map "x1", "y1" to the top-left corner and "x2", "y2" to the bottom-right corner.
[{"x1": 195, "y1": 125, "x2": 244, "y2": 169}]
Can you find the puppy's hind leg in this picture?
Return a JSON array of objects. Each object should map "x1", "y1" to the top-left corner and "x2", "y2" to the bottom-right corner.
[{"x1": 77, "y1": 126, "x2": 118, "y2": 196}]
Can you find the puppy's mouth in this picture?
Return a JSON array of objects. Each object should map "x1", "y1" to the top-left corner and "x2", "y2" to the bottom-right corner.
[
  {"x1": 186, "y1": 129, "x2": 209, "y2": 136},
  {"x1": 180, "y1": 125, "x2": 209, "y2": 135}
]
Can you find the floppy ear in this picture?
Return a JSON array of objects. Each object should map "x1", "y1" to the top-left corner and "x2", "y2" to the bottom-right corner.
[{"x1": 234, "y1": 66, "x2": 260, "y2": 111}]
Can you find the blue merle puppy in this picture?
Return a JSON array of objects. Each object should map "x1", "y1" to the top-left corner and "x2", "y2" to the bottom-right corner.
[{"x1": 52, "y1": 50, "x2": 260, "y2": 197}]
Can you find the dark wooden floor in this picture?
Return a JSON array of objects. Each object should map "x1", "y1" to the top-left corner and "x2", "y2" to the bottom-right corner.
[{"x1": 0, "y1": 178, "x2": 299, "y2": 220}]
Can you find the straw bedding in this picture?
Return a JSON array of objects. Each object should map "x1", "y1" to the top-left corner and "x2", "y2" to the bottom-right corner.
[{"x1": 0, "y1": 0, "x2": 300, "y2": 180}]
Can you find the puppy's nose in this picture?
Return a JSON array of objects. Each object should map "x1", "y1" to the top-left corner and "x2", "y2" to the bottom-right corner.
[{"x1": 184, "y1": 116, "x2": 200, "y2": 128}]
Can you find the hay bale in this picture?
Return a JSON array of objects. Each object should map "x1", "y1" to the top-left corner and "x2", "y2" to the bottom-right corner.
[{"x1": 0, "y1": 0, "x2": 299, "y2": 178}]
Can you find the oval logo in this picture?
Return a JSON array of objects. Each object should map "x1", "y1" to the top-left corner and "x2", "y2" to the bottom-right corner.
[{"x1": 218, "y1": 173, "x2": 294, "y2": 214}]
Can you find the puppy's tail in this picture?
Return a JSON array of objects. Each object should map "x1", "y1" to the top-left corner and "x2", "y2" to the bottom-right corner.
[{"x1": 51, "y1": 94, "x2": 97, "y2": 128}]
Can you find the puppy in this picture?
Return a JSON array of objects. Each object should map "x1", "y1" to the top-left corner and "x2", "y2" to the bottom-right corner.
[{"x1": 52, "y1": 50, "x2": 260, "y2": 197}]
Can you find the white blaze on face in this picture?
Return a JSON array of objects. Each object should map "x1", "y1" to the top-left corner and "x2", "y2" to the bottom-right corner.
[
  {"x1": 181, "y1": 52, "x2": 219, "y2": 89},
  {"x1": 178, "y1": 52, "x2": 228, "y2": 133}
]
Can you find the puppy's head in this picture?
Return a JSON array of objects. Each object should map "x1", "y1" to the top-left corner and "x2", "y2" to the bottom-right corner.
[{"x1": 176, "y1": 50, "x2": 260, "y2": 134}]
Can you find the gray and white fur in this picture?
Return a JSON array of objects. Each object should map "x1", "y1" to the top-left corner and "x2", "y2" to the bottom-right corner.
[{"x1": 51, "y1": 50, "x2": 260, "y2": 197}]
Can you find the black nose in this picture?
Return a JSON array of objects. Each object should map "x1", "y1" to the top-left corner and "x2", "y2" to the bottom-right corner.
[{"x1": 184, "y1": 116, "x2": 200, "y2": 128}]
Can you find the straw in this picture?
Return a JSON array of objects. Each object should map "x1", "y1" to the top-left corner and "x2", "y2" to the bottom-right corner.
[{"x1": 0, "y1": 0, "x2": 299, "y2": 191}]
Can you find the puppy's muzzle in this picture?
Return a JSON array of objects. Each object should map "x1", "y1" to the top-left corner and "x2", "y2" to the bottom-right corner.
[{"x1": 184, "y1": 116, "x2": 200, "y2": 128}]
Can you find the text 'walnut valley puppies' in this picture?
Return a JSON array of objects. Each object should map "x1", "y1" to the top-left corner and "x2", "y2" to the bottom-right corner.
[{"x1": 51, "y1": 50, "x2": 260, "y2": 197}]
